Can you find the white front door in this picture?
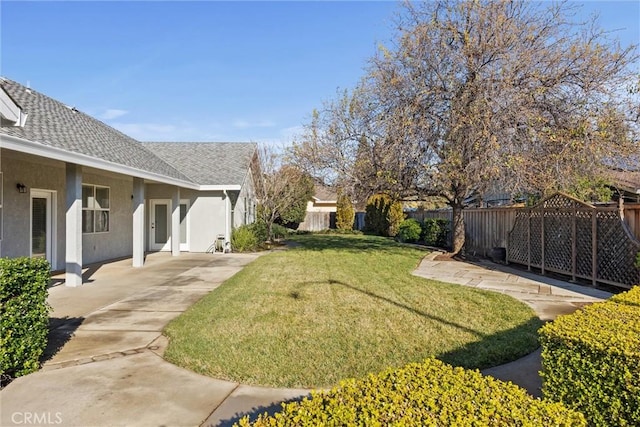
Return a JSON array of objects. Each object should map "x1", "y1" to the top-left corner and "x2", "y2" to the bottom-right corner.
[
  {"x1": 31, "y1": 190, "x2": 56, "y2": 266},
  {"x1": 150, "y1": 199, "x2": 171, "y2": 251},
  {"x1": 149, "y1": 199, "x2": 189, "y2": 252}
]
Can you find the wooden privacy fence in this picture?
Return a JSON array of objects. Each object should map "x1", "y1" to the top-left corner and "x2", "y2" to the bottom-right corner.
[
  {"x1": 298, "y1": 212, "x2": 336, "y2": 231},
  {"x1": 408, "y1": 194, "x2": 640, "y2": 289},
  {"x1": 507, "y1": 193, "x2": 640, "y2": 289}
]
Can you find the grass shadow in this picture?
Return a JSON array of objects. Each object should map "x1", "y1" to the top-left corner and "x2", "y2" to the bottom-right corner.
[{"x1": 437, "y1": 317, "x2": 543, "y2": 370}]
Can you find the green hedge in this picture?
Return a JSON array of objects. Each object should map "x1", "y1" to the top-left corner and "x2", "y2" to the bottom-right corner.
[
  {"x1": 396, "y1": 218, "x2": 422, "y2": 243},
  {"x1": 0, "y1": 257, "x2": 51, "y2": 378},
  {"x1": 539, "y1": 288, "x2": 640, "y2": 426},
  {"x1": 237, "y1": 358, "x2": 585, "y2": 426},
  {"x1": 421, "y1": 218, "x2": 449, "y2": 247}
]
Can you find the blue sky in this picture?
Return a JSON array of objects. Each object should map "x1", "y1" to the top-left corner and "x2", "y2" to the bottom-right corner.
[{"x1": 1, "y1": 1, "x2": 638, "y2": 145}]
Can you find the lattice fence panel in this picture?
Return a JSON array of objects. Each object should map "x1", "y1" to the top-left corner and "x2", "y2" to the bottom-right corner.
[
  {"x1": 507, "y1": 193, "x2": 639, "y2": 288},
  {"x1": 544, "y1": 210, "x2": 573, "y2": 273},
  {"x1": 576, "y1": 210, "x2": 593, "y2": 278},
  {"x1": 596, "y1": 210, "x2": 640, "y2": 287},
  {"x1": 530, "y1": 210, "x2": 542, "y2": 267},
  {"x1": 507, "y1": 211, "x2": 529, "y2": 264}
]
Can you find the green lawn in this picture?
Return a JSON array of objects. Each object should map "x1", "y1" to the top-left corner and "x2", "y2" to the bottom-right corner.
[{"x1": 163, "y1": 234, "x2": 542, "y2": 388}]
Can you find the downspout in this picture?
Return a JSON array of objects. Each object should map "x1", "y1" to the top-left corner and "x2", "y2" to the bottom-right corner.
[{"x1": 223, "y1": 189, "x2": 231, "y2": 252}]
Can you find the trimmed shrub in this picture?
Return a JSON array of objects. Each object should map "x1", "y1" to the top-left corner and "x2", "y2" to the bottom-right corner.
[
  {"x1": 422, "y1": 218, "x2": 450, "y2": 247},
  {"x1": 231, "y1": 225, "x2": 259, "y2": 252},
  {"x1": 249, "y1": 219, "x2": 268, "y2": 243},
  {"x1": 388, "y1": 200, "x2": 404, "y2": 237},
  {"x1": 271, "y1": 223, "x2": 288, "y2": 240},
  {"x1": 238, "y1": 358, "x2": 585, "y2": 426},
  {"x1": 364, "y1": 194, "x2": 404, "y2": 237},
  {"x1": 0, "y1": 257, "x2": 51, "y2": 378},
  {"x1": 539, "y1": 289, "x2": 640, "y2": 426},
  {"x1": 396, "y1": 219, "x2": 422, "y2": 243},
  {"x1": 336, "y1": 192, "x2": 355, "y2": 230}
]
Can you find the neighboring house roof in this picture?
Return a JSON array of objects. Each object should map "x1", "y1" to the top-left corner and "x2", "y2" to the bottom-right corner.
[
  {"x1": 608, "y1": 169, "x2": 640, "y2": 194},
  {"x1": 312, "y1": 184, "x2": 337, "y2": 203},
  {"x1": 142, "y1": 142, "x2": 257, "y2": 186},
  {"x1": 0, "y1": 77, "x2": 190, "y2": 183}
]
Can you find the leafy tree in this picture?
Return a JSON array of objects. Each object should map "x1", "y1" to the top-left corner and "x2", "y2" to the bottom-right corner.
[
  {"x1": 336, "y1": 191, "x2": 355, "y2": 230},
  {"x1": 294, "y1": 0, "x2": 639, "y2": 254}
]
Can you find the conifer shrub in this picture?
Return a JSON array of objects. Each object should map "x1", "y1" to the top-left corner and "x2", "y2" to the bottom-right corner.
[
  {"x1": 335, "y1": 192, "x2": 355, "y2": 230},
  {"x1": 238, "y1": 358, "x2": 585, "y2": 426},
  {"x1": 364, "y1": 194, "x2": 404, "y2": 237},
  {"x1": 0, "y1": 257, "x2": 50, "y2": 379},
  {"x1": 539, "y1": 288, "x2": 640, "y2": 426}
]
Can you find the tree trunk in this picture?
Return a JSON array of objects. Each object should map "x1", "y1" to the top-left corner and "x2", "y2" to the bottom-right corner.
[{"x1": 451, "y1": 202, "x2": 465, "y2": 255}]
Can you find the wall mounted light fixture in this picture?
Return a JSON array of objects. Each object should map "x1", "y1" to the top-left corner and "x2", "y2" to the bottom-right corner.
[{"x1": 16, "y1": 183, "x2": 27, "y2": 193}]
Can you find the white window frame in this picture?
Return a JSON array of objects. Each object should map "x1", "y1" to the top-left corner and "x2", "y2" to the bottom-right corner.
[{"x1": 82, "y1": 184, "x2": 110, "y2": 234}]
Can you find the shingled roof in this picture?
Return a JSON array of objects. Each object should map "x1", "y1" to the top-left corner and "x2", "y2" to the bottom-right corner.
[
  {"x1": 0, "y1": 77, "x2": 190, "y2": 182},
  {"x1": 142, "y1": 142, "x2": 257, "y2": 186}
]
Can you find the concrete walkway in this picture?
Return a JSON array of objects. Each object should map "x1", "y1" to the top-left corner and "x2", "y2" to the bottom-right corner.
[
  {"x1": 413, "y1": 253, "x2": 612, "y2": 396},
  {"x1": 1, "y1": 250, "x2": 612, "y2": 426},
  {"x1": 1, "y1": 253, "x2": 309, "y2": 427}
]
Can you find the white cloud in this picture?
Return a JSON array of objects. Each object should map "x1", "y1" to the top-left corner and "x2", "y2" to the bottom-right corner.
[{"x1": 100, "y1": 109, "x2": 129, "y2": 120}]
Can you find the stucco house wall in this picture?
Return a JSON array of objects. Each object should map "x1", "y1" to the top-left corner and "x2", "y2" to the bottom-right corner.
[
  {"x1": 81, "y1": 169, "x2": 133, "y2": 265},
  {"x1": 1, "y1": 149, "x2": 66, "y2": 270}
]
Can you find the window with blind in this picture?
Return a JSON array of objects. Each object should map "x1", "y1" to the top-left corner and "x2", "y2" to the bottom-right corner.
[{"x1": 82, "y1": 184, "x2": 110, "y2": 233}]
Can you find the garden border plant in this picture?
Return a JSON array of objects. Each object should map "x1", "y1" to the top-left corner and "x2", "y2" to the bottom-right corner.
[
  {"x1": 0, "y1": 257, "x2": 51, "y2": 380},
  {"x1": 238, "y1": 358, "x2": 585, "y2": 426},
  {"x1": 539, "y1": 286, "x2": 640, "y2": 426}
]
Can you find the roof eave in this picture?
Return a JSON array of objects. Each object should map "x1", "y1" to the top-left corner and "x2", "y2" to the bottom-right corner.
[
  {"x1": 1, "y1": 134, "x2": 199, "y2": 189},
  {"x1": 199, "y1": 184, "x2": 242, "y2": 191}
]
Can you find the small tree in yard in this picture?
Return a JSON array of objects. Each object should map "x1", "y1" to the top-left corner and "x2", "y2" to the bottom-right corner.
[
  {"x1": 336, "y1": 191, "x2": 355, "y2": 230},
  {"x1": 256, "y1": 144, "x2": 314, "y2": 240}
]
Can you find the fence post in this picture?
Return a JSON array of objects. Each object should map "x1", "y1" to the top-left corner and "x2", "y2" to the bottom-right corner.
[
  {"x1": 591, "y1": 209, "x2": 597, "y2": 287},
  {"x1": 571, "y1": 207, "x2": 577, "y2": 282},
  {"x1": 527, "y1": 210, "x2": 531, "y2": 271},
  {"x1": 541, "y1": 206, "x2": 546, "y2": 275}
]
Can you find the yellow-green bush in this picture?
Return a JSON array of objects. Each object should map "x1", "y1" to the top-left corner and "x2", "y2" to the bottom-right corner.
[
  {"x1": 364, "y1": 193, "x2": 404, "y2": 237},
  {"x1": 539, "y1": 289, "x2": 640, "y2": 426},
  {"x1": 237, "y1": 358, "x2": 585, "y2": 426},
  {"x1": 0, "y1": 257, "x2": 50, "y2": 378}
]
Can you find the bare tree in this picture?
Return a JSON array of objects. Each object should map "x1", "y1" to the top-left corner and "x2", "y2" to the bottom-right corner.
[
  {"x1": 294, "y1": 0, "x2": 639, "y2": 254},
  {"x1": 256, "y1": 144, "x2": 314, "y2": 240}
]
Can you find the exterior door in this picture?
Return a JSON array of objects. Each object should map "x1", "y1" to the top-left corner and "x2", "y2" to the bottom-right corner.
[
  {"x1": 31, "y1": 190, "x2": 54, "y2": 264},
  {"x1": 149, "y1": 199, "x2": 189, "y2": 251},
  {"x1": 179, "y1": 200, "x2": 189, "y2": 251},
  {"x1": 150, "y1": 199, "x2": 171, "y2": 251}
]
